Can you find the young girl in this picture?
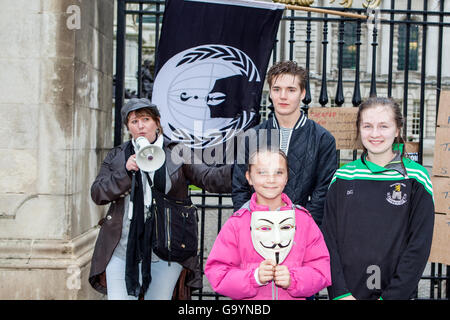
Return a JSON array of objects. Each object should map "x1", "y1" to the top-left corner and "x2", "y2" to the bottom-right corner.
[
  {"x1": 322, "y1": 97, "x2": 435, "y2": 300},
  {"x1": 205, "y1": 148, "x2": 331, "y2": 300}
]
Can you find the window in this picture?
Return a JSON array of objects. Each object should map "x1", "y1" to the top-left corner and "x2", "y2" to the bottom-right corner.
[
  {"x1": 397, "y1": 24, "x2": 419, "y2": 71},
  {"x1": 342, "y1": 22, "x2": 357, "y2": 69},
  {"x1": 137, "y1": 4, "x2": 165, "y2": 23},
  {"x1": 408, "y1": 101, "x2": 420, "y2": 140}
]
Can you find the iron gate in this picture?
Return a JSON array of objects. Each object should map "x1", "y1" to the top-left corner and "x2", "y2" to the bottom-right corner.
[{"x1": 114, "y1": 0, "x2": 449, "y2": 300}]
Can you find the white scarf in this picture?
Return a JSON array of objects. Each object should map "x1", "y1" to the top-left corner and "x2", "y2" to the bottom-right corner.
[{"x1": 129, "y1": 134, "x2": 164, "y2": 220}]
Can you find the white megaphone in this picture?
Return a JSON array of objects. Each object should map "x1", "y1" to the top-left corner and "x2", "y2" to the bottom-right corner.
[{"x1": 134, "y1": 136, "x2": 165, "y2": 172}]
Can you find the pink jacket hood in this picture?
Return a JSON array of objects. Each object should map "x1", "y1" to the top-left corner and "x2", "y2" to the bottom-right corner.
[{"x1": 205, "y1": 193, "x2": 331, "y2": 300}]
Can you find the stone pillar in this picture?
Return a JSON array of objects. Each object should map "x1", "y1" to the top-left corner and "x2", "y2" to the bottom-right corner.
[{"x1": 0, "y1": 0, "x2": 114, "y2": 299}]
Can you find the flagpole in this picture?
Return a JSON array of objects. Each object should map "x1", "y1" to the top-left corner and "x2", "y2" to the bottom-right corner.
[{"x1": 284, "y1": 4, "x2": 368, "y2": 20}]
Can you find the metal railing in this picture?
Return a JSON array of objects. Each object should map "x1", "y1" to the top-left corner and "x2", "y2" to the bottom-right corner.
[
  {"x1": 115, "y1": 0, "x2": 449, "y2": 300},
  {"x1": 189, "y1": 190, "x2": 449, "y2": 300}
]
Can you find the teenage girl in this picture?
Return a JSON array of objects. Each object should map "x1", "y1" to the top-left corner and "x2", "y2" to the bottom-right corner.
[{"x1": 322, "y1": 97, "x2": 435, "y2": 300}]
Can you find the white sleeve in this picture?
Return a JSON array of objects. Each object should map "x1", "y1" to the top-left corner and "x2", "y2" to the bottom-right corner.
[{"x1": 254, "y1": 267, "x2": 268, "y2": 286}]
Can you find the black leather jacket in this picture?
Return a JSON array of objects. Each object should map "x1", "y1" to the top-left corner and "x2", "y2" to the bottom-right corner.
[
  {"x1": 232, "y1": 112, "x2": 337, "y2": 225},
  {"x1": 89, "y1": 138, "x2": 232, "y2": 294}
]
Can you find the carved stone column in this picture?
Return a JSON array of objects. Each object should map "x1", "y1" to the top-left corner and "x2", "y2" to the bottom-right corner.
[{"x1": 0, "y1": 0, "x2": 114, "y2": 299}]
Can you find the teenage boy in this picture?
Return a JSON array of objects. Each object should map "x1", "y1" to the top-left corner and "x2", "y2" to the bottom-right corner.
[{"x1": 232, "y1": 60, "x2": 337, "y2": 226}]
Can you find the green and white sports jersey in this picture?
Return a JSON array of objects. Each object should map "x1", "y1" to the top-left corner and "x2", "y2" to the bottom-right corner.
[
  {"x1": 330, "y1": 155, "x2": 433, "y2": 198},
  {"x1": 322, "y1": 150, "x2": 435, "y2": 300}
]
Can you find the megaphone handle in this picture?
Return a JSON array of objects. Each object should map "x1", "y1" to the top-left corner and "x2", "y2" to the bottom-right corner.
[{"x1": 128, "y1": 171, "x2": 136, "y2": 220}]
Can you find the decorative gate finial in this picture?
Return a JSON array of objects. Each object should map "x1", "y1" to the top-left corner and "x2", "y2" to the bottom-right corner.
[
  {"x1": 362, "y1": 0, "x2": 382, "y2": 8},
  {"x1": 273, "y1": 0, "x2": 382, "y2": 9},
  {"x1": 329, "y1": 0, "x2": 353, "y2": 9},
  {"x1": 272, "y1": 0, "x2": 315, "y2": 7}
]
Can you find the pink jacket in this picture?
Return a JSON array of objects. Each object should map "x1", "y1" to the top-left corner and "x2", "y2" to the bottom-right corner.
[{"x1": 205, "y1": 193, "x2": 331, "y2": 300}]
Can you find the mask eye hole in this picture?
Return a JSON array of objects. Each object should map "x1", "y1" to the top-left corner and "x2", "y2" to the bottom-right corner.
[
  {"x1": 257, "y1": 226, "x2": 272, "y2": 232},
  {"x1": 280, "y1": 224, "x2": 294, "y2": 231}
]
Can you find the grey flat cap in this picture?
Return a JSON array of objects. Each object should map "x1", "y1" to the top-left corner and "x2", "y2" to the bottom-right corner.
[{"x1": 121, "y1": 98, "x2": 160, "y2": 125}]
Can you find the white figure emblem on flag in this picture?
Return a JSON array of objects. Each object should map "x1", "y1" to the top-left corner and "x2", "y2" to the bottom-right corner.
[{"x1": 152, "y1": 44, "x2": 259, "y2": 148}]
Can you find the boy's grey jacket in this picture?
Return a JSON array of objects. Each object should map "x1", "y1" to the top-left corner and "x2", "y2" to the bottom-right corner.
[{"x1": 232, "y1": 111, "x2": 337, "y2": 225}]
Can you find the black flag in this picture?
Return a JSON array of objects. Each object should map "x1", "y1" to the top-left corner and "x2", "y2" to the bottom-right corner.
[{"x1": 153, "y1": 0, "x2": 284, "y2": 150}]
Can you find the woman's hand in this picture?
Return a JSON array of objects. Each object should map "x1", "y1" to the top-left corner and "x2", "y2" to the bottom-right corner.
[
  {"x1": 274, "y1": 264, "x2": 291, "y2": 289},
  {"x1": 258, "y1": 259, "x2": 275, "y2": 285},
  {"x1": 126, "y1": 155, "x2": 139, "y2": 172}
]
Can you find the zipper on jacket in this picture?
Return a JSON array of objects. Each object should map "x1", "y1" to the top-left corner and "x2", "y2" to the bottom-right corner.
[
  {"x1": 166, "y1": 207, "x2": 171, "y2": 266},
  {"x1": 273, "y1": 252, "x2": 280, "y2": 300},
  {"x1": 271, "y1": 281, "x2": 279, "y2": 300},
  {"x1": 181, "y1": 212, "x2": 188, "y2": 249},
  {"x1": 153, "y1": 198, "x2": 158, "y2": 244},
  {"x1": 275, "y1": 283, "x2": 278, "y2": 300},
  {"x1": 271, "y1": 281, "x2": 275, "y2": 300}
]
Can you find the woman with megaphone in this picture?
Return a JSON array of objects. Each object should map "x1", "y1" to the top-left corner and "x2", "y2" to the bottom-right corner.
[{"x1": 88, "y1": 98, "x2": 232, "y2": 300}]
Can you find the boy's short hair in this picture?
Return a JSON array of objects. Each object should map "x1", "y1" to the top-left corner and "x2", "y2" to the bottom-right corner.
[{"x1": 266, "y1": 60, "x2": 308, "y2": 91}]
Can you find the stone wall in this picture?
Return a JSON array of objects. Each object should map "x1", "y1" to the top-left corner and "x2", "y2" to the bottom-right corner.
[{"x1": 0, "y1": 0, "x2": 114, "y2": 299}]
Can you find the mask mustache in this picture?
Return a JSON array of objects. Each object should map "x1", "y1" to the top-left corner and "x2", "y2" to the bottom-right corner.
[{"x1": 260, "y1": 240, "x2": 291, "y2": 249}]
